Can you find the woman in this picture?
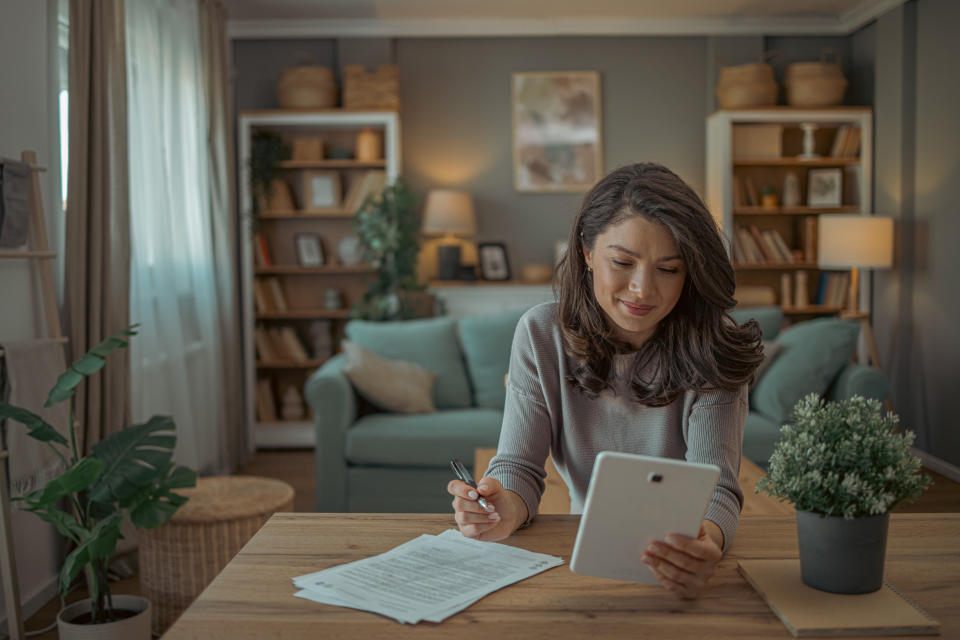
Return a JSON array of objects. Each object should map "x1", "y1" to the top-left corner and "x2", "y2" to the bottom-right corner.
[{"x1": 447, "y1": 162, "x2": 763, "y2": 599}]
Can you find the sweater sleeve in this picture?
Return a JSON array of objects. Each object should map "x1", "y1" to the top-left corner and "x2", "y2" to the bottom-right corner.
[
  {"x1": 482, "y1": 312, "x2": 554, "y2": 526},
  {"x1": 683, "y1": 384, "x2": 748, "y2": 552}
]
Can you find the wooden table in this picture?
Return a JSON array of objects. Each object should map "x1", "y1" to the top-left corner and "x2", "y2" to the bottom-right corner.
[{"x1": 164, "y1": 513, "x2": 959, "y2": 639}]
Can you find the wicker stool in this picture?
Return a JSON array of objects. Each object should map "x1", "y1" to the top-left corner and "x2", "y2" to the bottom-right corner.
[{"x1": 139, "y1": 475, "x2": 294, "y2": 636}]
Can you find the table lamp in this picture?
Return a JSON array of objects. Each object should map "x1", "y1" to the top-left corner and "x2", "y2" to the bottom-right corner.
[
  {"x1": 422, "y1": 190, "x2": 476, "y2": 280},
  {"x1": 817, "y1": 214, "x2": 894, "y2": 367}
]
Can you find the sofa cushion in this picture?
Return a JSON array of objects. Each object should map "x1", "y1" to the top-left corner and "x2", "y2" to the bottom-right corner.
[
  {"x1": 341, "y1": 341, "x2": 436, "y2": 413},
  {"x1": 742, "y1": 412, "x2": 784, "y2": 468},
  {"x1": 729, "y1": 306, "x2": 784, "y2": 340},
  {"x1": 345, "y1": 408, "x2": 503, "y2": 468},
  {"x1": 750, "y1": 318, "x2": 859, "y2": 423},
  {"x1": 345, "y1": 316, "x2": 472, "y2": 409},
  {"x1": 459, "y1": 309, "x2": 527, "y2": 410}
]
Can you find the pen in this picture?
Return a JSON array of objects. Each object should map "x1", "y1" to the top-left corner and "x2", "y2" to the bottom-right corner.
[{"x1": 449, "y1": 458, "x2": 493, "y2": 511}]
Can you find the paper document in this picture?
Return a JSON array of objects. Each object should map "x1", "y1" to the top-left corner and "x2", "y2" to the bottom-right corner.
[{"x1": 292, "y1": 529, "x2": 563, "y2": 623}]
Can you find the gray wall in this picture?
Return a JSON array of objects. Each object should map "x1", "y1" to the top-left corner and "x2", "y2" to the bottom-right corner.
[{"x1": 873, "y1": 0, "x2": 960, "y2": 467}]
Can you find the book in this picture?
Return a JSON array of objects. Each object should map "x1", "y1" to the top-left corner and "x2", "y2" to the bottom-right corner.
[
  {"x1": 738, "y1": 559, "x2": 939, "y2": 637},
  {"x1": 780, "y1": 273, "x2": 793, "y2": 308},
  {"x1": 280, "y1": 326, "x2": 310, "y2": 361},
  {"x1": 794, "y1": 271, "x2": 809, "y2": 307},
  {"x1": 731, "y1": 232, "x2": 746, "y2": 264},
  {"x1": 733, "y1": 174, "x2": 746, "y2": 208},
  {"x1": 769, "y1": 230, "x2": 795, "y2": 264},
  {"x1": 252, "y1": 279, "x2": 273, "y2": 313},
  {"x1": 749, "y1": 225, "x2": 778, "y2": 262},
  {"x1": 830, "y1": 125, "x2": 850, "y2": 158},
  {"x1": 815, "y1": 272, "x2": 829, "y2": 305},
  {"x1": 737, "y1": 227, "x2": 762, "y2": 263},
  {"x1": 342, "y1": 170, "x2": 387, "y2": 215},
  {"x1": 843, "y1": 127, "x2": 862, "y2": 158},
  {"x1": 256, "y1": 379, "x2": 277, "y2": 422},
  {"x1": 804, "y1": 217, "x2": 818, "y2": 263},
  {"x1": 268, "y1": 327, "x2": 291, "y2": 359},
  {"x1": 253, "y1": 233, "x2": 272, "y2": 267},
  {"x1": 761, "y1": 230, "x2": 788, "y2": 262},
  {"x1": 743, "y1": 176, "x2": 760, "y2": 207},
  {"x1": 265, "y1": 277, "x2": 288, "y2": 312},
  {"x1": 254, "y1": 326, "x2": 277, "y2": 361}
]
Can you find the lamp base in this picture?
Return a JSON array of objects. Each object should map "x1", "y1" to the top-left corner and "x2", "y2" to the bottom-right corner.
[{"x1": 437, "y1": 244, "x2": 461, "y2": 280}]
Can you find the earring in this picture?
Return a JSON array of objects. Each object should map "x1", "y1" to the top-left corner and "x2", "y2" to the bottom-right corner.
[{"x1": 587, "y1": 266, "x2": 593, "y2": 272}]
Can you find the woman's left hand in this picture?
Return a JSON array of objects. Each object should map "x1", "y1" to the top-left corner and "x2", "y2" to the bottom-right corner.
[{"x1": 641, "y1": 520, "x2": 724, "y2": 599}]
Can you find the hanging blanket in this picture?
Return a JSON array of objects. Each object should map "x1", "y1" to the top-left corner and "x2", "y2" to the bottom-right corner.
[
  {"x1": 0, "y1": 159, "x2": 31, "y2": 248},
  {"x1": 0, "y1": 339, "x2": 70, "y2": 499}
]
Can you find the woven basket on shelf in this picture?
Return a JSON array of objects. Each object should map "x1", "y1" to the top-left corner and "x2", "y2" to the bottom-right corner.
[
  {"x1": 277, "y1": 65, "x2": 337, "y2": 109},
  {"x1": 716, "y1": 55, "x2": 779, "y2": 109},
  {"x1": 343, "y1": 64, "x2": 399, "y2": 110},
  {"x1": 784, "y1": 49, "x2": 847, "y2": 107},
  {"x1": 139, "y1": 476, "x2": 295, "y2": 636}
]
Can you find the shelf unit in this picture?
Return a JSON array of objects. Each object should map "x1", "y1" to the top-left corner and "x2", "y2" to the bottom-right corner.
[
  {"x1": 238, "y1": 110, "x2": 400, "y2": 449},
  {"x1": 706, "y1": 108, "x2": 873, "y2": 318}
]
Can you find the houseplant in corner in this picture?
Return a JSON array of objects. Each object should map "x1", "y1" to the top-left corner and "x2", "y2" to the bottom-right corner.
[
  {"x1": 0, "y1": 326, "x2": 196, "y2": 639},
  {"x1": 756, "y1": 394, "x2": 930, "y2": 594},
  {"x1": 350, "y1": 178, "x2": 429, "y2": 320}
]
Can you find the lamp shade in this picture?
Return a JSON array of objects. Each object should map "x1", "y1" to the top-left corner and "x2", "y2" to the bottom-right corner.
[
  {"x1": 818, "y1": 215, "x2": 894, "y2": 269},
  {"x1": 422, "y1": 190, "x2": 476, "y2": 237}
]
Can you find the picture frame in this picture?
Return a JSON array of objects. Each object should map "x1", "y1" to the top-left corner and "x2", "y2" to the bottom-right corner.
[
  {"x1": 295, "y1": 233, "x2": 324, "y2": 267},
  {"x1": 806, "y1": 168, "x2": 843, "y2": 207},
  {"x1": 512, "y1": 71, "x2": 603, "y2": 192},
  {"x1": 478, "y1": 242, "x2": 511, "y2": 281},
  {"x1": 300, "y1": 170, "x2": 342, "y2": 212}
]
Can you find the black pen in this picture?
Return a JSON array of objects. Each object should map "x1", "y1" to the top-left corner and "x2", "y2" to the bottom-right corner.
[{"x1": 449, "y1": 458, "x2": 494, "y2": 511}]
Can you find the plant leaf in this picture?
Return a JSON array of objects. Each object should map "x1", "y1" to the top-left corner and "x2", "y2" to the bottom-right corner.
[
  {"x1": 59, "y1": 513, "x2": 122, "y2": 594},
  {"x1": 87, "y1": 415, "x2": 176, "y2": 504},
  {"x1": 0, "y1": 405, "x2": 68, "y2": 445},
  {"x1": 21, "y1": 457, "x2": 103, "y2": 509},
  {"x1": 20, "y1": 505, "x2": 87, "y2": 543},
  {"x1": 129, "y1": 462, "x2": 196, "y2": 529},
  {"x1": 44, "y1": 325, "x2": 140, "y2": 406}
]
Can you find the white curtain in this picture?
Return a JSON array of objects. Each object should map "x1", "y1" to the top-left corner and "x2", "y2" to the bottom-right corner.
[{"x1": 125, "y1": 0, "x2": 227, "y2": 474}]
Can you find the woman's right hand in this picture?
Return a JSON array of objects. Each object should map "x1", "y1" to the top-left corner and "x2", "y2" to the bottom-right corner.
[{"x1": 448, "y1": 477, "x2": 527, "y2": 542}]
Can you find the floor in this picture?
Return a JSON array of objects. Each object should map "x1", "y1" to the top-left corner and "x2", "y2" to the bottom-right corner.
[{"x1": 17, "y1": 450, "x2": 960, "y2": 638}]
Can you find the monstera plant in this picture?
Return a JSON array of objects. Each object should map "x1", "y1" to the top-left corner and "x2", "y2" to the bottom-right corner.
[{"x1": 0, "y1": 325, "x2": 195, "y2": 629}]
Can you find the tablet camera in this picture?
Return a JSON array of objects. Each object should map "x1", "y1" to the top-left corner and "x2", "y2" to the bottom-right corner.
[{"x1": 647, "y1": 472, "x2": 663, "y2": 483}]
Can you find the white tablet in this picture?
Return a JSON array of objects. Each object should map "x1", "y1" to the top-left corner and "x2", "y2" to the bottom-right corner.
[{"x1": 569, "y1": 451, "x2": 720, "y2": 583}]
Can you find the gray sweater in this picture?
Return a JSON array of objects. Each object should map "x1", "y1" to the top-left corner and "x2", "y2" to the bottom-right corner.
[{"x1": 485, "y1": 302, "x2": 747, "y2": 551}]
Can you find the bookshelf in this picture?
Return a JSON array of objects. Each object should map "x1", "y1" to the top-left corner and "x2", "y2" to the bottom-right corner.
[
  {"x1": 706, "y1": 108, "x2": 873, "y2": 317},
  {"x1": 238, "y1": 110, "x2": 400, "y2": 448}
]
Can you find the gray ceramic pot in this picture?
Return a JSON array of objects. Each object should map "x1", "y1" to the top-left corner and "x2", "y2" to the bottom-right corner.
[{"x1": 796, "y1": 510, "x2": 889, "y2": 594}]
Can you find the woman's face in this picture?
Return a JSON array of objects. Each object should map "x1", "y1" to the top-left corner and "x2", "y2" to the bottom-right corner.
[{"x1": 583, "y1": 215, "x2": 686, "y2": 349}]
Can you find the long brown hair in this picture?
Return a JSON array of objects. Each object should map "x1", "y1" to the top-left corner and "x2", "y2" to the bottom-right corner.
[{"x1": 555, "y1": 162, "x2": 762, "y2": 406}]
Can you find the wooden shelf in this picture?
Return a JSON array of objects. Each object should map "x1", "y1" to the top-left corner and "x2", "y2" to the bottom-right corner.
[
  {"x1": 255, "y1": 265, "x2": 370, "y2": 275},
  {"x1": 782, "y1": 305, "x2": 846, "y2": 315},
  {"x1": 734, "y1": 262, "x2": 819, "y2": 270},
  {"x1": 257, "y1": 210, "x2": 353, "y2": 219},
  {"x1": 256, "y1": 359, "x2": 325, "y2": 369},
  {"x1": 278, "y1": 160, "x2": 385, "y2": 169},
  {"x1": 733, "y1": 157, "x2": 860, "y2": 167},
  {"x1": 256, "y1": 309, "x2": 350, "y2": 320},
  {"x1": 0, "y1": 250, "x2": 57, "y2": 259},
  {"x1": 733, "y1": 206, "x2": 860, "y2": 216}
]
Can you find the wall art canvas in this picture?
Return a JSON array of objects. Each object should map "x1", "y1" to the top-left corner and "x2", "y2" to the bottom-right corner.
[{"x1": 512, "y1": 71, "x2": 603, "y2": 192}]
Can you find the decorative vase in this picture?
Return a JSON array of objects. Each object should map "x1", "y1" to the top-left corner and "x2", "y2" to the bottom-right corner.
[
  {"x1": 782, "y1": 171, "x2": 801, "y2": 207},
  {"x1": 796, "y1": 510, "x2": 889, "y2": 594},
  {"x1": 57, "y1": 595, "x2": 151, "y2": 640},
  {"x1": 355, "y1": 127, "x2": 382, "y2": 162},
  {"x1": 337, "y1": 234, "x2": 364, "y2": 266}
]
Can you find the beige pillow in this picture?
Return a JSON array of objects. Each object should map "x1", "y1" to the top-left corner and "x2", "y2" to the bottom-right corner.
[{"x1": 341, "y1": 340, "x2": 436, "y2": 413}]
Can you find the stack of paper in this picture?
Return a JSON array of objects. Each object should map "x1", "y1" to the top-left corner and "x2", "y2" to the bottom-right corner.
[{"x1": 292, "y1": 529, "x2": 564, "y2": 624}]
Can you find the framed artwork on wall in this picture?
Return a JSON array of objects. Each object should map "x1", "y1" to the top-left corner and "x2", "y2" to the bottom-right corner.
[
  {"x1": 301, "y1": 170, "x2": 342, "y2": 212},
  {"x1": 512, "y1": 71, "x2": 603, "y2": 192},
  {"x1": 806, "y1": 168, "x2": 843, "y2": 207},
  {"x1": 478, "y1": 242, "x2": 511, "y2": 281},
  {"x1": 295, "y1": 233, "x2": 324, "y2": 266}
]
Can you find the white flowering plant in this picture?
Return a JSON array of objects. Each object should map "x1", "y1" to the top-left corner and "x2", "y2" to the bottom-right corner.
[{"x1": 756, "y1": 394, "x2": 931, "y2": 519}]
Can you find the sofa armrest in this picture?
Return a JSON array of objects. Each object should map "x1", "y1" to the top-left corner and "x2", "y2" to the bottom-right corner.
[
  {"x1": 827, "y1": 363, "x2": 891, "y2": 404},
  {"x1": 304, "y1": 354, "x2": 357, "y2": 512}
]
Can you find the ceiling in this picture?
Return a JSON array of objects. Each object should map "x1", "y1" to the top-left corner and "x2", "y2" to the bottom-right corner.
[{"x1": 224, "y1": 0, "x2": 907, "y2": 39}]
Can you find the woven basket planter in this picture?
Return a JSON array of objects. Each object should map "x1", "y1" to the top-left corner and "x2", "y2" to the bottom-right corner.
[
  {"x1": 716, "y1": 59, "x2": 778, "y2": 109},
  {"x1": 139, "y1": 476, "x2": 295, "y2": 636},
  {"x1": 785, "y1": 50, "x2": 847, "y2": 107},
  {"x1": 344, "y1": 64, "x2": 399, "y2": 110},
  {"x1": 277, "y1": 65, "x2": 337, "y2": 109}
]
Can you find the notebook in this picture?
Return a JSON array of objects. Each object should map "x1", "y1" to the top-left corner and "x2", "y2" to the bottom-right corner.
[{"x1": 738, "y1": 559, "x2": 940, "y2": 637}]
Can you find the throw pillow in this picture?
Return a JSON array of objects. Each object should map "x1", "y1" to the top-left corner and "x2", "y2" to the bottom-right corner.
[
  {"x1": 750, "y1": 318, "x2": 859, "y2": 422},
  {"x1": 345, "y1": 316, "x2": 472, "y2": 409},
  {"x1": 459, "y1": 308, "x2": 528, "y2": 409},
  {"x1": 341, "y1": 341, "x2": 436, "y2": 414},
  {"x1": 729, "y1": 306, "x2": 784, "y2": 341},
  {"x1": 750, "y1": 340, "x2": 783, "y2": 390}
]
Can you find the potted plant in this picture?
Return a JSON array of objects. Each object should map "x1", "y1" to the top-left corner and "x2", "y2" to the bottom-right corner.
[
  {"x1": 756, "y1": 394, "x2": 931, "y2": 594},
  {"x1": 0, "y1": 326, "x2": 196, "y2": 639},
  {"x1": 249, "y1": 131, "x2": 289, "y2": 215},
  {"x1": 350, "y1": 179, "x2": 430, "y2": 320}
]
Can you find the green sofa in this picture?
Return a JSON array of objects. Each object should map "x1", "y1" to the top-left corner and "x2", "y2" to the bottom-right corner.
[{"x1": 305, "y1": 306, "x2": 890, "y2": 512}]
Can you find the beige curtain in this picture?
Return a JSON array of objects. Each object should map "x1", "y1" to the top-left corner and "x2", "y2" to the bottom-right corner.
[
  {"x1": 200, "y1": 0, "x2": 248, "y2": 466},
  {"x1": 64, "y1": 0, "x2": 131, "y2": 454}
]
